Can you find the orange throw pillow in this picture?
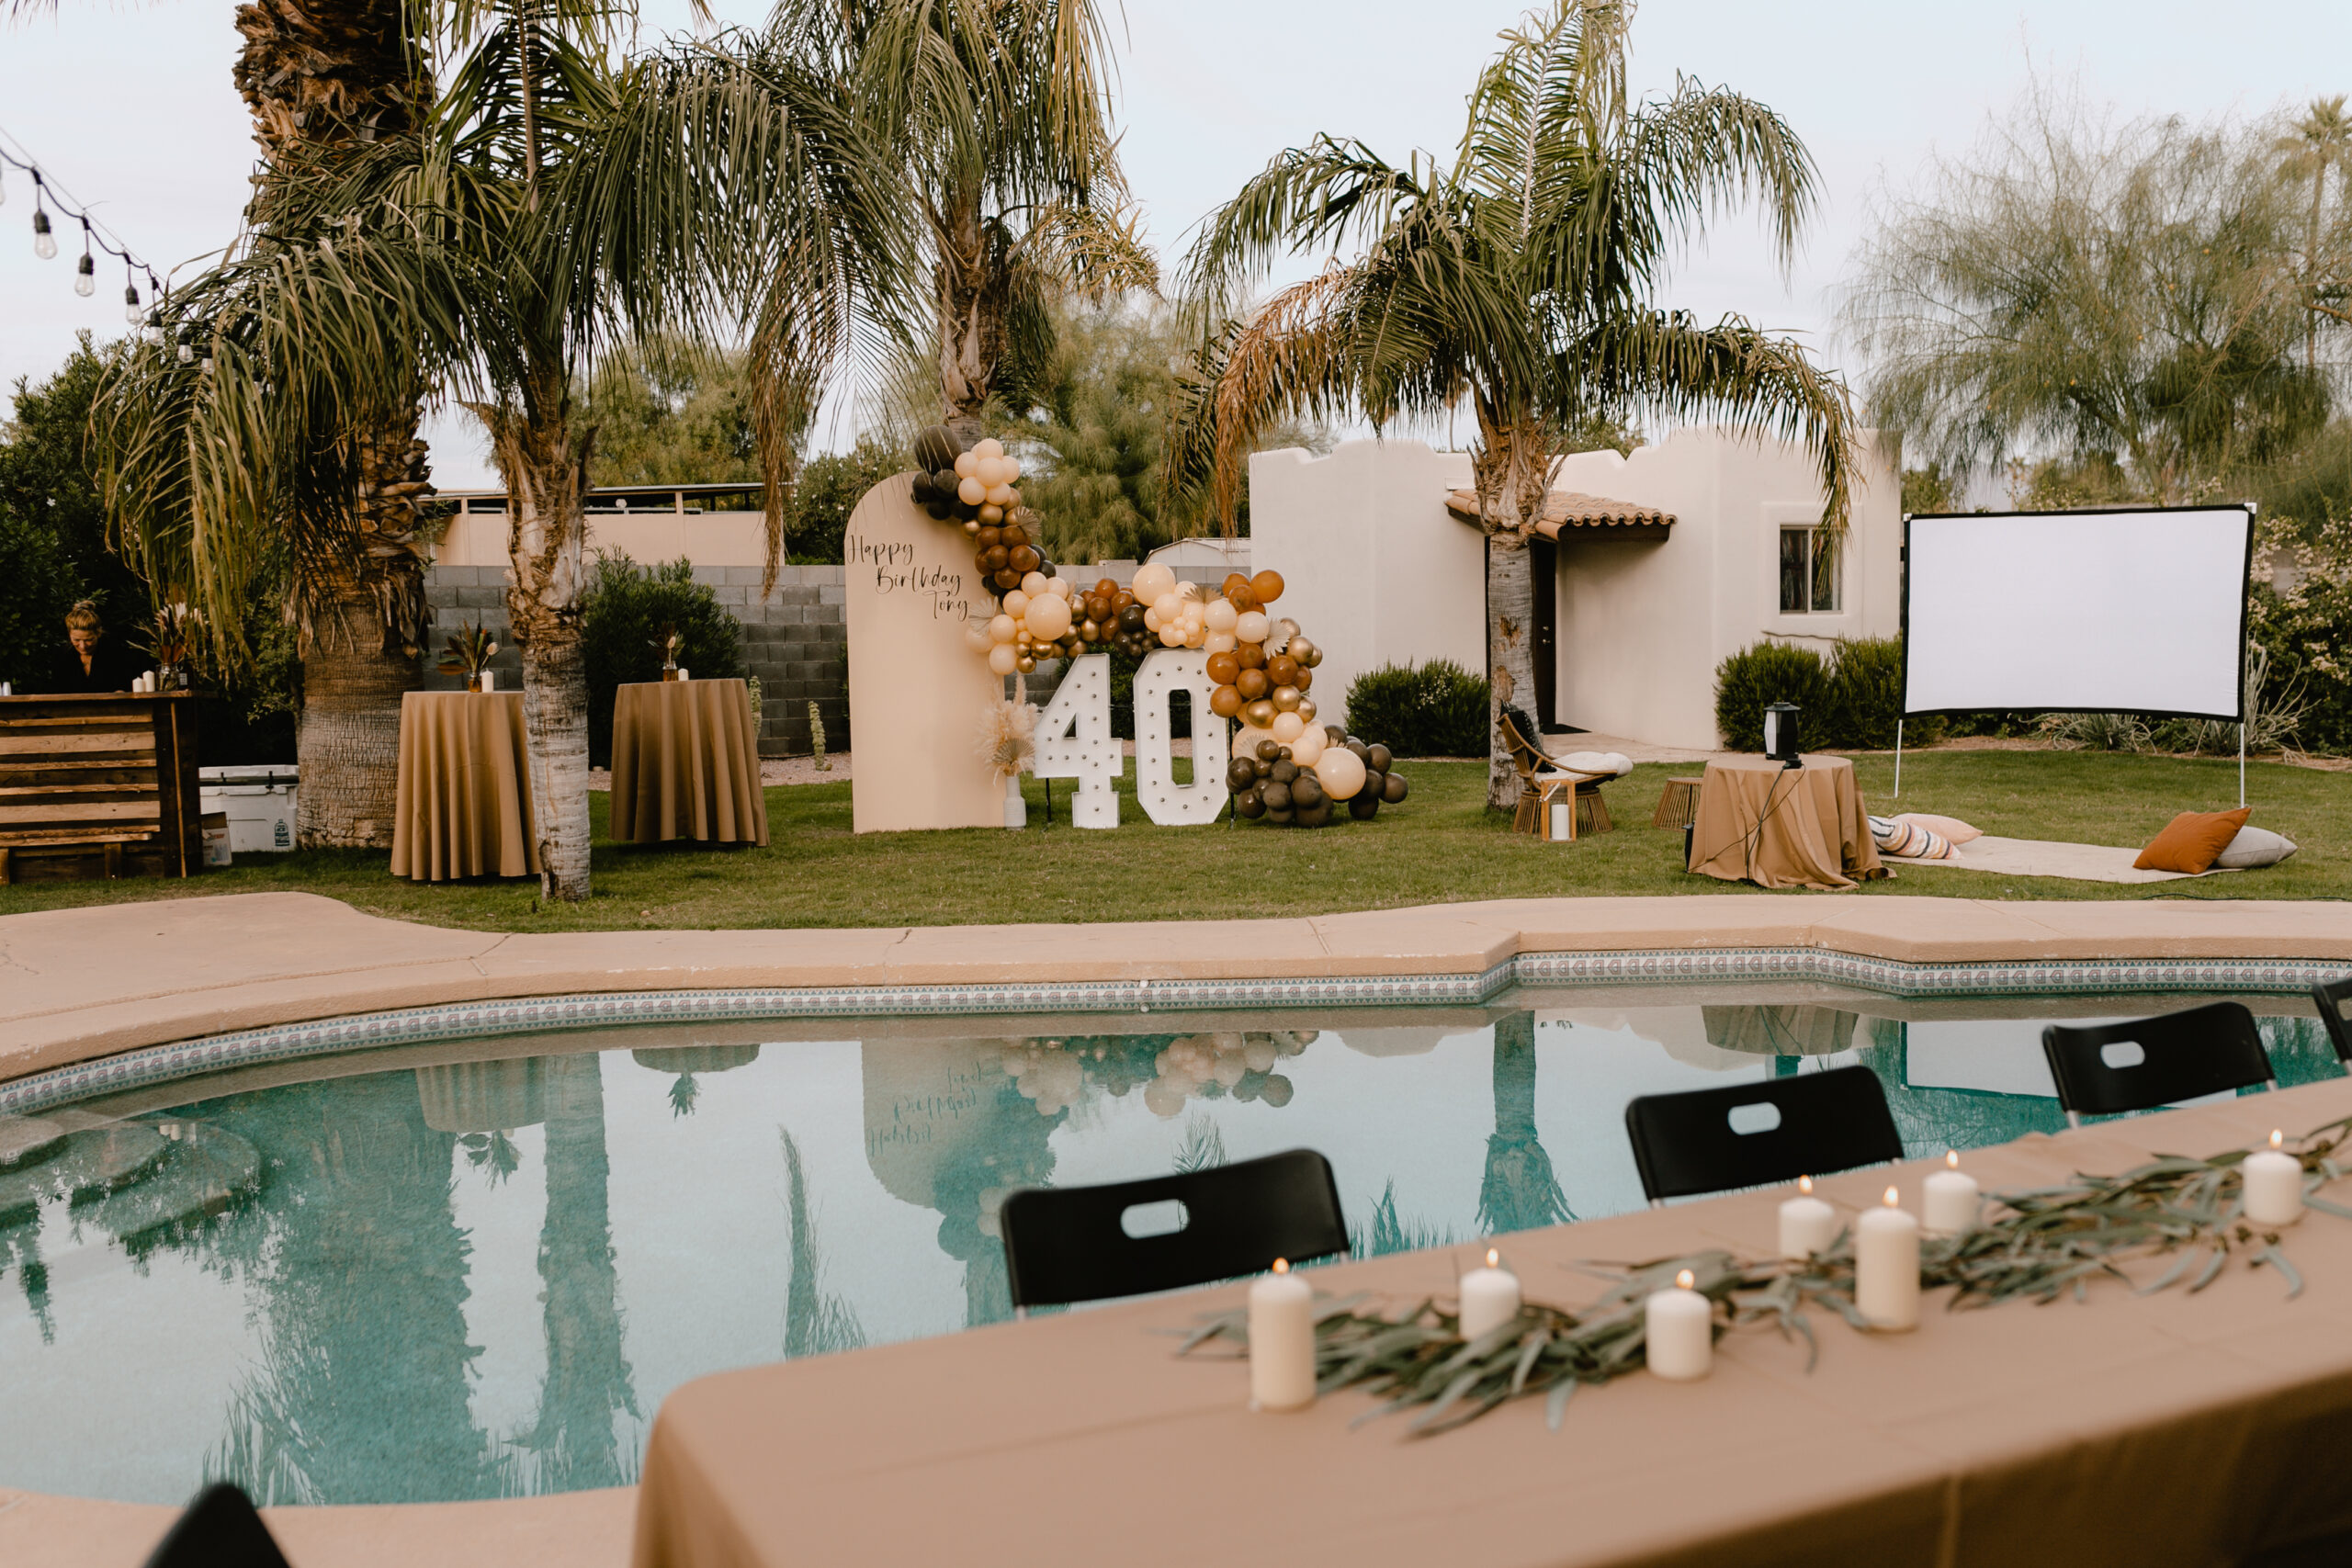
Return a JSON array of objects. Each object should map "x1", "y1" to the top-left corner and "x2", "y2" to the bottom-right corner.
[{"x1": 2134, "y1": 807, "x2": 2253, "y2": 874}]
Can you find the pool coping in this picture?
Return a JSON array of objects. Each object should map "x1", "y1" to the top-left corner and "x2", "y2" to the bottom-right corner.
[{"x1": 6, "y1": 887, "x2": 2352, "y2": 1562}]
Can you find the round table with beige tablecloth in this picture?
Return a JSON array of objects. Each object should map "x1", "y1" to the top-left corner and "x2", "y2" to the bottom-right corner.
[
  {"x1": 390, "y1": 690, "x2": 540, "y2": 880},
  {"x1": 609, "y1": 679, "x2": 769, "y2": 846},
  {"x1": 1687, "y1": 752, "x2": 1884, "y2": 891}
]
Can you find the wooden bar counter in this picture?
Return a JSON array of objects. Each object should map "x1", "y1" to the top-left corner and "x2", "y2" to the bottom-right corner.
[{"x1": 0, "y1": 692, "x2": 202, "y2": 884}]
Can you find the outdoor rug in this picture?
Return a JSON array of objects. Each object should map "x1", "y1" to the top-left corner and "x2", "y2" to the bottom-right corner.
[{"x1": 1883, "y1": 834, "x2": 2245, "y2": 886}]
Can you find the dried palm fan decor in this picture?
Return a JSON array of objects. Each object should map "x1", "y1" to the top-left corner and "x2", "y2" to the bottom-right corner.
[
  {"x1": 1182, "y1": 1116, "x2": 2352, "y2": 1437},
  {"x1": 978, "y1": 699, "x2": 1035, "y2": 779}
]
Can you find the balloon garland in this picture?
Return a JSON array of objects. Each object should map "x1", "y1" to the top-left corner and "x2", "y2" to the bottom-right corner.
[{"x1": 909, "y1": 423, "x2": 1410, "y2": 828}]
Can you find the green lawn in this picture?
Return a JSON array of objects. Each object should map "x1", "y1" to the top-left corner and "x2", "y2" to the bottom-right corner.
[{"x1": 0, "y1": 750, "x2": 2341, "y2": 932}]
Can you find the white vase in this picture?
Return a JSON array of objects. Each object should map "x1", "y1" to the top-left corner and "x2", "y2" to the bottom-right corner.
[{"x1": 1003, "y1": 771, "x2": 1027, "y2": 829}]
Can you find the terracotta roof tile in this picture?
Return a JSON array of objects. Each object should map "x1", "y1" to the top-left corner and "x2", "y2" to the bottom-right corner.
[{"x1": 1444, "y1": 488, "x2": 1676, "y2": 537}]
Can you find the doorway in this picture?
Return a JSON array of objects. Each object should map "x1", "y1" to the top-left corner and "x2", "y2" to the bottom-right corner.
[{"x1": 1531, "y1": 536, "x2": 1557, "y2": 729}]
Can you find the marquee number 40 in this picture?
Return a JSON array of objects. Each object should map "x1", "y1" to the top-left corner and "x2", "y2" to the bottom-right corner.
[{"x1": 1031, "y1": 651, "x2": 1232, "y2": 828}]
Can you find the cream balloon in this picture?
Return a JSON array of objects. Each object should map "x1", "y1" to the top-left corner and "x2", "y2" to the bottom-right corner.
[
  {"x1": 958, "y1": 475, "x2": 987, "y2": 505},
  {"x1": 1153, "y1": 591, "x2": 1186, "y2": 622},
  {"x1": 1204, "y1": 630, "x2": 1238, "y2": 653},
  {"x1": 1183, "y1": 622, "x2": 1206, "y2": 649},
  {"x1": 1002, "y1": 455, "x2": 1022, "y2": 482},
  {"x1": 955, "y1": 450, "x2": 978, "y2": 479},
  {"x1": 988, "y1": 614, "x2": 1017, "y2": 645},
  {"x1": 988, "y1": 643, "x2": 1019, "y2": 676},
  {"x1": 1271, "y1": 711, "x2": 1306, "y2": 743},
  {"x1": 1289, "y1": 726, "x2": 1327, "y2": 765},
  {"x1": 1129, "y1": 562, "x2": 1177, "y2": 604},
  {"x1": 1002, "y1": 590, "x2": 1031, "y2": 617},
  {"x1": 1159, "y1": 623, "x2": 1186, "y2": 648},
  {"x1": 1143, "y1": 608, "x2": 1161, "y2": 631},
  {"x1": 1234, "y1": 610, "x2": 1271, "y2": 644},
  {"x1": 1021, "y1": 570, "x2": 1050, "y2": 596},
  {"x1": 973, "y1": 437, "x2": 1005, "y2": 460},
  {"x1": 1312, "y1": 745, "x2": 1368, "y2": 801},
  {"x1": 985, "y1": 483, "x2": 1015, "y2": 508},
  {"x1": 1024, "y1": 593, "x2": 1072, "y2": 640},
  {"x1": 1046, "y1": 575, "x2": 1072, "y2": 597},
  {"x1": 1204, "y1": 598, "x2": 1238, "y2": 633}
]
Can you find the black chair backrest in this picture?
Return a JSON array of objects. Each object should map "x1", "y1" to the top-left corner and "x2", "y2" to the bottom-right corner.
[
  {"x1": 1623, "y1": 1065, "x2": 1902, "y2": 1201},
  {"x1": 2313, "y1": 977, "x2": 2352, "y2": 1062},
  {"x1": 999, "y1": 1148, "x2": 1348, "y2": 1310},
  {"x1": 2040, "y1": 1001, "x2": 2273, "y2": 1118},
  {"x1": 142, "y1": 1483, "x2": 289, "y2": 1568}
]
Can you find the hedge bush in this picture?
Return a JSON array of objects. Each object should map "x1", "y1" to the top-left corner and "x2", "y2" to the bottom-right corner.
[
  {"x1": 1715, "y1": 636, "x2": 1937, "y2": 751},
  {"x1": 1343, "y1": 659, "x2": 1491, "y2": 757},
  {"x1": 580, "y1": 554, "x2": 744, "y2": 765}
]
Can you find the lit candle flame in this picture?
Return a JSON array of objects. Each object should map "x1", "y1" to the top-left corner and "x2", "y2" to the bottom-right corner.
[
  {"x1": 1797, "y1": 1175, "x2": 1814, "y2": 1194},
  {"x1": 1272, "y1": 1258, "x2": 1290, "y2": 1274},
  {"x1": 1485, "y1": 1247, "x2": 1500, "y2": 1269},
  {"x1": 1882, "y1": 1186, "x2": 1901, "y2": 1207},
  {"x1": 2270, "y1": 1130, "x2": 2285, "y2": 1150},
  {"x1": 1675, "y1": 1269, "x2": 1695, "y2": 1291},
  {"x1": 1945, "y1": 1150, "x2": 1960, "y2": 1168}
]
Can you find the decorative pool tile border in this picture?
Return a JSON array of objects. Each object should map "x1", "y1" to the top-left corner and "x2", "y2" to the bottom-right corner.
[{"x1": 7, "y1": 947, "x2": 2347, "y2": 1119}]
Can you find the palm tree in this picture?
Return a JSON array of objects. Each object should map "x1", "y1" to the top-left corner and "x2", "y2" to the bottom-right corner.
[
  {"x1": 1477, "y1": 1011, "x2": 1571, "y2": 1236},
  {"x1": 770, "y1": 0, "x2": 1158, "y2": 437},
  {"x1": 2275, "y1": 96, "x2": 2352, "y2": 370},
  {"x1": 99, "y1": 6, "x2": 899, "y2": 899},
  {"x1": 1173, "y1": 0, "x2": 1856, "y2": 807}
]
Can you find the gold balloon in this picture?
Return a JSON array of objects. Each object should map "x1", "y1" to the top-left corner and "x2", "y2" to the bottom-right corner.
[
  {"x1": 979, "y1": 503, "x2": 1004, "y2": 525},
  {"x1": 1297, "y1": 696, "x2": 1318, "y2": 722},
  {"x1": 1080, "y1": 618, "x2": 1101, "y2": 641},
  {"x1": 1271, "y1": 684, "x2": 1302, "y2": 713},
  {"x1": 1016, "y1": 654, "x2": 1036, "y2": 673},
  {"x1": 1243, "y1": 697, "x2": 1278, "y2": 729},
  {"x1": 965, "y1": 519, "x2": 982, "y2": 536}
]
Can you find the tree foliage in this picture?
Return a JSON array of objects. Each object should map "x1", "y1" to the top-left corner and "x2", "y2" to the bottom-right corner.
[
  {"x1": 579, "y1": 554, "x2": 744, "y2": 764},
  {"x1": 1843, "y1": 87, "x2": 2343, "y2": 502}
]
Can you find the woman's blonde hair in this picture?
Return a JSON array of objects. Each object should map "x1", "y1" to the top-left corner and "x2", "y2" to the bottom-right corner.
[{"x1": 65, "y1": 600, "x2": 103, "y2": 634}]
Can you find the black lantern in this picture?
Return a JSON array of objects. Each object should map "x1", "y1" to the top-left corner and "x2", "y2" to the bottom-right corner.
[{"x1": 1763, "y1": 702, "x2": 1803, "y2": 766}]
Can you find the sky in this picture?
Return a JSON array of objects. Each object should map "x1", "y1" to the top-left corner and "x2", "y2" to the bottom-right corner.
[{"x1": 2, "y1": 0, "x2": 2347, "y2": 487}]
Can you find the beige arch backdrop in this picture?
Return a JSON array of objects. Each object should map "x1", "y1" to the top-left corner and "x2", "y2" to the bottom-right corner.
[{"x1": 843, "y1": 475, "x2": 1005, "y2": 833}]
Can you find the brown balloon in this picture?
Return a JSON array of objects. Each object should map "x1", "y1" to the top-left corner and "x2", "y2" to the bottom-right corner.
[
  {"x1": 1294, "y1": 666, "x2": 1313, "y2": 693},
  {"x1": 1266, "y1": 654, "x2": 1299, "y2": 688},
  {"x1": 1208, "y1": 684, "x2": 1244, "y2": 718},
  {"x1": 1250, "y1": 570, "x2": 1285, "y2": 604},
  {"x1": 1095, "y1": 577, "x2": 1119, "y2": 597},
  {"x1": 1204, "y1": 650, "x2": 1241, "y2": 686},
  {"x1": 977, "y1": 525, "x2": 1002, "y2": 548},
  {"x1": 982, "y1": 545, "x2": 1010, "y2": 570},
  {"x1": 1223, "y1": 572, "x2": 1251, "y2": 599},
  {"x1": 995, "y1": 569, "x2": 1024, "y2": 591},
  {"x1": 1236, "y1": 668, "x2": 1270, "y2": 700},
  {"x1": 1001, "y1": 523, "x2": 1028, "y2": 547},
  {"x1": 1009, "y1": 545, "x2": 1041, "y2": 573},
  {"x1": 1236, "y1": 641, "x2": 1267, "y2": 670},
  {"x1": 1227, "y1": 584, "x2": 1258, "y2": 613}
]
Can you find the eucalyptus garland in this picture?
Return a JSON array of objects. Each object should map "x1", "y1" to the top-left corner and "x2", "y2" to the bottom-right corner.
[{"x1": 1180, "y1": 1114, "x2": 2352, "y2": 1437}]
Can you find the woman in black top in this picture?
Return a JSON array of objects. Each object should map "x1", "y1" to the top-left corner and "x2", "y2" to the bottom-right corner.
[{"x1": 40, "y1": 600, "x2": 144, "y2": 694}]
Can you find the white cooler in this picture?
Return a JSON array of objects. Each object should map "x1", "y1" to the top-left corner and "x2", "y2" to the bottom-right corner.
[{"x1": 198, "y1": 765, "x2": 300, "y2": 853}]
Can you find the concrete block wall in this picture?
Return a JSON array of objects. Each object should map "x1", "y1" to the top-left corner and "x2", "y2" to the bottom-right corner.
[{"x1": 420, "y1": 563, "x2": 848, "y2": 757}]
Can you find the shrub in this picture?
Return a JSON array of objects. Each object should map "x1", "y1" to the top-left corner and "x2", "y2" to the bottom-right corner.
[
  {"x1": 580, "y1": 554, "x2": 743, "y2": 765},
  {"x1": 0, "y1": 506, "x2": 84, "y2": 690},
  {"x1": 1342, "y1": 659, "x2": 1491, "y2": 756},
  {"x1": 1713, "y1": 640, "x2": 1828, "y2": 750}
]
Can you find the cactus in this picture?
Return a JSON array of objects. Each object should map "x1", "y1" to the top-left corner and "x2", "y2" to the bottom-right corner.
[
  {"x1": 808, "y1": 700, "x2": 830, "y2": 771},
  {"x1": 745, "y1": 675, "x2": 763, "y2": 727}
]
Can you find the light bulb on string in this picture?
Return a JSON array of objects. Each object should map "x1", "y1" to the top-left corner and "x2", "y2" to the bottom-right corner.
[
  {"x1": 74, "y1": 220, "x2": 96, "y2": 296},
  {"x1": 124, "y1": 284, "x2": 142, "y2": 325},
  {"x1": 32, "y1": 209, "x2": 55, "y2": 260}
]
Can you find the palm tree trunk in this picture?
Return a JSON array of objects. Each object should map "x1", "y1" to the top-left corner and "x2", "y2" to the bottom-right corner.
[
  {"x1": 935, "y1": 185, "x2": 999, "y2": 440},
  {"x1": 530, "y1": 1052, "x2": 639, "y2": 1490},
  {"x1": 1472, "y1": 417, "x2": 1554, "y2": 811},
  {"x1": 469, "y1": 382, "x2": 594, "y2": 901}
]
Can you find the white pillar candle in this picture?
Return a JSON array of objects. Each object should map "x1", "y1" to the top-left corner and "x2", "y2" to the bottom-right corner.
[
  {"x1": 2244, "y1": 1130, "x2": 2305, "y2": 1228},
  {"x1": 1548, "y1": 800, "x2": 1569, "y2": 840},
  {"x1": 1921, "y1": 1151, "x2": 1981, "y2": 1237},
  {"x1": 1645, "y1": 1269, "x2": 1713, "y2": 1381},
  {"x1": 1854, "y1": 1187, "x2": 1920, "y2": 1330},
  {"x1": 1458, "y1": 1248, "x2": 1522, "y2": 1340},
  {"x1": 1248, "y1": 1258, "x2": 1316, "y2": 1412},
  {"x1": 676, "y1": 667, "x2": 688, "y2": 682},
  {"x1": 1779, "y1": 1174, "x2": 1838, "y2": 1259},
  {"x1": 481, "y1": 670, "x2": 495, "y2": 693}
]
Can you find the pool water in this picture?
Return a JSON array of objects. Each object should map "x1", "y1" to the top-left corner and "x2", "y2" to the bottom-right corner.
[{"x1": 1, "y1": 992, "x2": 2338, "y2": 1506}]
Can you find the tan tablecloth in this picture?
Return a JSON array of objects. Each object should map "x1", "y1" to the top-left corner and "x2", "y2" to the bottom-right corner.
[
  {"x1": 390, "y1": 691, "x2": 538, "y2": 880},
  {"x1": 631, "y1": 1078, "x2": 2352, "y2": 1568},
  {"x1": 609, "y1": 680, "x2": 769, "y2": 847},
  {"x1": 1689, "y1": 752, "x2": 1883, "y2": 890}
]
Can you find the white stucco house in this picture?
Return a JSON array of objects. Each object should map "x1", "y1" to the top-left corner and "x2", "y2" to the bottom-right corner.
[{"x1": 1247, "y1": 428, "x2": 1903, "y2": 753}]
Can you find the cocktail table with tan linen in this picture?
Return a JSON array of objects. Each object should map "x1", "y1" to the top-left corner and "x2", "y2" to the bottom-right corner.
[{"x1": 1689, "y1": 752, "x2": 1883, "y2": 891}]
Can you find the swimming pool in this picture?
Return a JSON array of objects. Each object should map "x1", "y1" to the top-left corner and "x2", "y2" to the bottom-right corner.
[{"x1": 1, "y1": 987, "x2": 2339, "y2": 1506}]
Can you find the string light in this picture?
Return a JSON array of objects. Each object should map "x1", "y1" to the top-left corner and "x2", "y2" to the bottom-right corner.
[{"x1": 1, "y1": 124, "x2": 161, "y2": 314}]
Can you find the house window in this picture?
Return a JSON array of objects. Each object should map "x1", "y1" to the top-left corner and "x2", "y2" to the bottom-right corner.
[{"x1": 1779, "y1": 526, "x2": 1839, "y2": 614}]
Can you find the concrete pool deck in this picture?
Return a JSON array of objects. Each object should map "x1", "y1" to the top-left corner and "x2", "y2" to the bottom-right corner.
[{"x1": 5, "y1": 887, "x2": 2352, "y2": 1565}]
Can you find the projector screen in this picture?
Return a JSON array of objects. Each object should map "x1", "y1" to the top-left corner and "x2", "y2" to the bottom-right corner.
[{"x1": 1903, "y1": 506, "x2": 2252, "y2": 720}]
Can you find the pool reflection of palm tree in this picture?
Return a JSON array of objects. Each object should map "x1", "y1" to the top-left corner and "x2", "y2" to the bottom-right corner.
[
  {"x1": 1478, "y1": 1012, "x2": 1573, "y2": 1236},
  {"x1": 3, "y1": 1220, "x2": 53, "y2": 1344},
  {"x1": 781, "y1": 1129, "x2": 865, "y2": 1359},
  {"x1": 525, "y1": 1053, "x2": 641, "y2": 1493}
]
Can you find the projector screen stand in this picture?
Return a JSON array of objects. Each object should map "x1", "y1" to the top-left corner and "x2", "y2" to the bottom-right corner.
[{"x1": 1894, "y1": 720, "x2": 1903, "y2": 799}]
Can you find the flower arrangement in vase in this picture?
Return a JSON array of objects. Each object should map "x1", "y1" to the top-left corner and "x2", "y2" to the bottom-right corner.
[
  {"x1": 653, "y1": 623, "x2": 685, "y2": 682},
  {"x1": 438, "y1": 621, "x2": 499, "y2": 692},
  {"x1": 148, "y1": 603, "x2": 200, "y2": 690}
]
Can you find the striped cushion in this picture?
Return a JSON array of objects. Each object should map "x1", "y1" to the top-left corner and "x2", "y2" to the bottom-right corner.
[{"x1": 1870, "y1": 814, "x2": 1955, "y2": 860}]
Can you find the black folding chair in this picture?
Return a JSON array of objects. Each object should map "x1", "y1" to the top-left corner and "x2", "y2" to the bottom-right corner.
[
  {"x1": 2312, "y1": 976, "x2": 2352, "y2": 1062},
  {"x1": 1623, "y1": 1065, "x2": 1903, "y2": 1203},
  {"x1": 2040, "y1": 1001, "x2": 2274, "y2": 1125},
  {"x1": 142, "y1": 1483, "x2": 289, "y2": 1568},
  {"x1": 999, "y1": 1148, "x2": 1348, "y2": 1312}
]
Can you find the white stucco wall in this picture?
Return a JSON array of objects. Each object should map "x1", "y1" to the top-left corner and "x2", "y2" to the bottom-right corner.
[
  {"x1": 431, "y1": 510, "x2": 774, "y2": 570},
  {"x1": 1250, "y1": 441, "x2": 1484, "y2": 734},
  {"x1": 1245, "y1": 429, "x2": 1902, "y2": 752}
]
